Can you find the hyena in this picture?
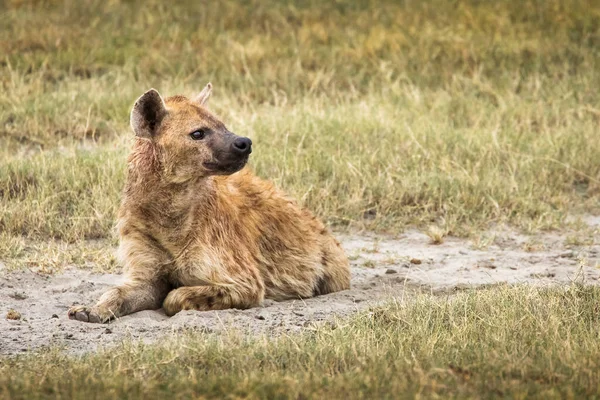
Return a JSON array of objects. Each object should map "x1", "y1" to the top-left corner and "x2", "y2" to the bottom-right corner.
[{"x1": 68, "y1": 84, "x2": 350, "y2": 323}]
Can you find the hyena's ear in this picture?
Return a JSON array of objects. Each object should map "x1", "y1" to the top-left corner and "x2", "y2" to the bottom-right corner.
[
  {"x1": 194, "y1": 82, "x2": 212, "y2": 106},
  {"x1": 130, "y1": 89, "x2": 167, "y2": 139}
]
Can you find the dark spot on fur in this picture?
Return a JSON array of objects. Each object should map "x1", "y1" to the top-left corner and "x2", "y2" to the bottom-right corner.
[
  {"x1": 313, "y1": 252, "x2": 333, "y2": 296},
  {"x1": 205, "y1": 296, "x2": 215, "y2": 308},
  {"x1": 313, "y1": 276, "x2": 330, "y2": 296},
  {"x1": 321, "y1": 252, "x2": 328, "y2": 266},
  {"x1": 258, "y1": 228, "x2": 289, "y2": 255},
  {"x1": 231, "y1": 222, "x2": 247, "y2": 245}
]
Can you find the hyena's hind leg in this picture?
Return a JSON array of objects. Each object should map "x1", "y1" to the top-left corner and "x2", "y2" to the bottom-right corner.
[
  {"x1": 313, "y1": 237, "x2": 351, "y2": 296},
  {"x1": 163, "y1": 283, "x2": 265, "y2": 316},
  {"x1": 68, "y1": 279, "x2": 171, "y2": 323}
]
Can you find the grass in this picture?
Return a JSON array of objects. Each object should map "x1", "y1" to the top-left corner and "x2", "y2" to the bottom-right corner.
[
  {"x1": 1, "y1": 1, "x2": 600, "y2": 398},
  {"x1": 1, "y1": 0, "x2": 599, "y2": 257},
  {"x1": 3, "y1": 285, "x2": 600, "y2": 399}
]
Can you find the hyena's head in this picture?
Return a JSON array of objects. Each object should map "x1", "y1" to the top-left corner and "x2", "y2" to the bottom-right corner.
[{"x1": 130, "y1": 84, "x2": 252, "y2": 182}]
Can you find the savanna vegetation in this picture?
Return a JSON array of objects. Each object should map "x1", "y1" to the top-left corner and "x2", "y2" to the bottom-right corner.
[
  {"x1": 1, "y1": 0, "x2": 599, "y2": 398},
  {"x1": 1, "y1": 0, "x2": 599, "y2": 248},
  {"x1": 3, "y1": 286, "x2": 600, "y2": 399}
]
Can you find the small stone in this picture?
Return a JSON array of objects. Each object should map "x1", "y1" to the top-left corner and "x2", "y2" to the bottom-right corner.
[
  {"x1": 104, "y1": 328, "x2": 112, "y2": 334},
  {"x1": 559, "y1": 250, "x2": 575, "y2": 258},
  {"x1": 51, "y1": 314, "x2": 59, "y2": 319},
  {"x1": 459, "y1": 250, "x2": 468, "y2": 255},
  {"x1": 385, "y1": 269, "x2": 398, "y2": 274},
  {"x1": 478, "y1": 260, "x2": 497, "y2": 269},
  {"x1": 410, "y1": 258, "x2": 422, "y2": 265},
  {"x1": 255, "y1": 314, "x2": 266, "y2": 320},
  {"x1": 9, "y1": 292, "x2": 27, "y2": 300}
]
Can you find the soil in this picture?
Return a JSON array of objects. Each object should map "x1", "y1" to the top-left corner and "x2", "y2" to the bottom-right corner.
[{"x1": 1, "y1": 221, "x2": 599, "y2": 356}]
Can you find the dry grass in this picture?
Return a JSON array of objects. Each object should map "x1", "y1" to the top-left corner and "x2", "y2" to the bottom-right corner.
[
  {"x1": 5, "y1": 309, "x2": 21, "y2": 320},
  {"x1": 1, "y1": 0, "x2": 599, "y2": 258},
  {"x1": 1, "y1": 2, "x2": 600, "y2": 397},
  {"x1": 426, "y1": 225, "x2": 448, "y2": 244},
  {"x1": 3, "y1": 285, "x2": 600, "y2": 399}
]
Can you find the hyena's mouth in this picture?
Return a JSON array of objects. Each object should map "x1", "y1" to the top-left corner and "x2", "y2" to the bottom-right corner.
[{"x1": 203, "y1": 155, "x2": 248, "y2": 174}]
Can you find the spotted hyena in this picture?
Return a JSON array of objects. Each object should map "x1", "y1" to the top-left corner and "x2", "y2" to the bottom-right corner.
[{"x1": 68, "y1": 84, "x2": 350, "y2": 323}]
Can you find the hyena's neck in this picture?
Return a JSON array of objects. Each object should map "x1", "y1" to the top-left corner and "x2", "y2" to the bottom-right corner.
[
  {"x1": 122, "y1": 140, "x2": 218, "y2": 233},
  {"x1": 124, "y1": 171, "x2": 216, "y2": 223},
  {"x1": 120, "y1": 172, "x2": 218, "y2": 254}
]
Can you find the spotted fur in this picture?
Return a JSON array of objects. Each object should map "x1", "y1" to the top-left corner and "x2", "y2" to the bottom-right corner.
[{"x1": 68, "y1": 84, "x2": 350, "y2": 323}]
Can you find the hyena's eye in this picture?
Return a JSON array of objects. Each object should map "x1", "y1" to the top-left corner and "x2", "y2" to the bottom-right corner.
[{"x1": 190, "y1": 129, "x2": 207, "y2": 140}]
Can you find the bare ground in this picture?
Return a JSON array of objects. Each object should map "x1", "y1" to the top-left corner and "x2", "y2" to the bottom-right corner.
[{"x1": 1, "y1": 220, "x2": 599, "y2": 356}]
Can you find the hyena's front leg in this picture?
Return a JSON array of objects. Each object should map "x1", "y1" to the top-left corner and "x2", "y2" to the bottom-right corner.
[{"x1": 68, "y1": 279, "x2": 170, "y2": 323}]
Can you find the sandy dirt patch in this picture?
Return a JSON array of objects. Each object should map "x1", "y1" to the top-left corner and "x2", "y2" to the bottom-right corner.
[{"x1": 1, "y1": 225, "x2": 599, "y2": 356}]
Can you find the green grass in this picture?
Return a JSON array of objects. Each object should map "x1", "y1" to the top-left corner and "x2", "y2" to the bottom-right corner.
[
  {"x1": 1, "y1": 0, "x2": 599, "y2": 254},
  {"x1": 1, "y1": 3, "x2": 600, "y2": 396},
  {"x1": 3, "y1": 285, "x2": 600, "y2": 399}
]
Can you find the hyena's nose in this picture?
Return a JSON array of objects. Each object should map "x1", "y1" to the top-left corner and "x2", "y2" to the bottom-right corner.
[{"x1": 232, "y1": 137, "x2": 252, "y2": 156}]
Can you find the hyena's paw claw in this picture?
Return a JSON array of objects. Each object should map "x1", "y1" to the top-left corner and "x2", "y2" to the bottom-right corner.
[{"x1": 68, "y1": 305, "x2": 104, "y2": 323}]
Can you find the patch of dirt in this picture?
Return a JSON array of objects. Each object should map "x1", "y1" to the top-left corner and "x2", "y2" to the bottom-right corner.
[{"x1": 1, "y1": 226, "x2": 599, "y2": 356}]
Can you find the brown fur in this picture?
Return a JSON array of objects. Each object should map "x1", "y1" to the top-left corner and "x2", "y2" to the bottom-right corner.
[{"x1": 68, "y1": 84, "x2": 350, "y2": 323}]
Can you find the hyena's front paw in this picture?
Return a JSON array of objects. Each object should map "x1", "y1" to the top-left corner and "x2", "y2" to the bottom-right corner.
[{"x1": 67, "y1": 305, "x2": 109, "y2": 323}]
